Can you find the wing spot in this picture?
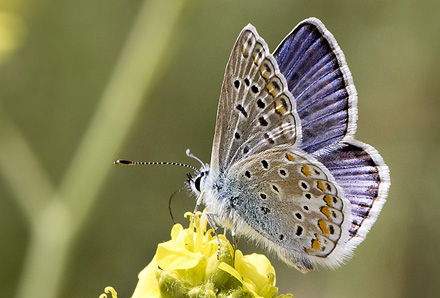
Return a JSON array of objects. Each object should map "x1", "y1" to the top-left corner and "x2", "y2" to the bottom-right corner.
[
  {"x1": 285, "y1": 153, "x2": 295, "y2": 161},
  {"x1": 234, "y1": 132, "x2": 241, "y2": 139},
  {"x1": 257, "y1": 99, "x2": 265, "y2": 109},
  {"x1": 244, "y1": 77, "x2": 250, "y2": 86},
  {"x1": 266, "y1": 78, "x2": 282, "y2": 97},
  {"x1": 279, "y1": 168, "x2": 288, "y2": 177},
  {"x1": 272, "y1": 185, "x2": 279, "y2": 192},
  {"x1": 296, "y1": 226, "x2": 303, "y2": 236},
  {"x1": 243, "y1": 146, "x2": 249, "y2": 155},
  {"x1": 234, "y1": 80, "x2": 240, "y2": 89},
  {"x1": 244, "y1": 171, "x2": 251, "y2": 178},
  {"x1": 326, "y1": 183, "x2": 332, "y2": 192},
  {"x1": 304, "y1": 193, "x2": 312, "y2": 200},
  {"x1": 301, "y1": 166, "x2": 312, "y2": 177},
  {"x1": 329, "y1": 225, "x2": 335, "y2": 234},
  {"x1": 261, "y1": 159, "x2": 269, "y2": 169},
  {"x1": 295, "y1": 212, "x2": 303, "y2": 220},
  {"x1": 260, "y1": 193, "x2": 267, "y2": 200},
  {"x1": 303, "y1": 205, "x2": 310, "y2": 211},
  {"x1": 318, "y1": 220, "x2": 330, "y2": 235},
  {"x1": 299, "y1": 180, "x2": 309, "y2": 190},
  {"x1": 251, "y1": 85, "x2": 259, "y2": 93},
  {"x1": 312, "y1": 239, "x2": 321, "y2": 251},
  {"x1": 260, "y1": 60, "x2": 274, "y2": 79},
  {"x1": 274, "y1": 96, "x2": 291, "y2": 116},
  {"x1": 258, "y1": 116, "x2": 268, "y2": 126},
  {"x1": 278, "y1": 234, "x2": 284, "y2": 241},
  {"x1": 236, "y1": 104, "x2": 248, "y2": 118}
]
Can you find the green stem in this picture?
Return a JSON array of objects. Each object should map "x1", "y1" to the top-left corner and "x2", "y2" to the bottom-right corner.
[
  {"x1": 15, "y1": 0, "x2": 191, "y2": 298},
  {"x1": 0, "y1": 110, "x2": 53, "y2": 223}
]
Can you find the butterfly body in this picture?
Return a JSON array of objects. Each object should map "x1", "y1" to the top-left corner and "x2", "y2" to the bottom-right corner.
[{"x1": 187, "y1": 18, "x2": 390, "y2": 273}]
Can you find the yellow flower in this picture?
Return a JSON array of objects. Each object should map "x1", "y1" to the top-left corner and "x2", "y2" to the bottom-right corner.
[{"x1": 101, "y1": 211, "x2": 294, "y2": 298}]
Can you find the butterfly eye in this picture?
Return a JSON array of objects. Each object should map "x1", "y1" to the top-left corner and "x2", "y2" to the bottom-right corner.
[{"x1": 194, "y1": 175, "x2": 203, "y2": 192}]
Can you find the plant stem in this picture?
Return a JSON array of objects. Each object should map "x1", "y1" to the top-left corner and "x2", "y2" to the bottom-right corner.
[{"x1": 14, "y1": 1, "x2": 190, "y2": 298}]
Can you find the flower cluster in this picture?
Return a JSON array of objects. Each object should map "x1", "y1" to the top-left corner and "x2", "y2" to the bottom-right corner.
[{"x1": 101, "y1": 211, "x2": 293, "y2": 298}]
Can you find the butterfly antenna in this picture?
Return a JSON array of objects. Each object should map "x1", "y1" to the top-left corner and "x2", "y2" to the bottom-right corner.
[
  {"x1": 114, "y1": 159, "x2": 198, "y2": 171},
  {"x1": 186, "y1": 149, "x2": 205, "y2": 167}
]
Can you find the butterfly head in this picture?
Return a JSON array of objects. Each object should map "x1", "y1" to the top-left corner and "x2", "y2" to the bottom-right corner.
[{"x1": 186, "y1": 165, "x2": 210, "y2": 195}]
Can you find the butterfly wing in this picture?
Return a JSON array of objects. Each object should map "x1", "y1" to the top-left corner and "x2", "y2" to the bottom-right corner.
[
  {"x1": 221, "y1": 145, "x2": 352, "y2": 272},
  {"x1": 210, "y1": 25, "x2": 302, "y2": 176},
  {"x1": 274, "y1": 18, "x2": 390, "y2": 252},
  {"x1": 316, "y1": 140, "x2": 390, "y2": 249},
  {"x1": 273, "y1": 18, "x2": 357, "y2": 154}
]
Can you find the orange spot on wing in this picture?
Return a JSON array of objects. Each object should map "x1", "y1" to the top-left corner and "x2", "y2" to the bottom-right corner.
[
  {"x1": 301, "y1": 166, "x2": 312, "y2": 177},
  {"x1": 323, "y1": 194, "x2": 333, "y2": 207},
  {"x1": 316, "y1": 181, "x2": 326, "y2": 192},
  {"x1": 321, "y1": 206, "x2": 331, "y2": 220},
  {"x1": 285, "y1": 153, "x2": 295, "y2": 161},
  {"x1": 267, "y1": 84, "x2": 276, "y2": 96},
  {"x1": 312, "y1": 239, "x2": 321, "y2": 251},
  {"x1": 318, "y1": 220, "x2": 330, "y2": 235},
  {"x1": 275, "y1": 99, "x2": 287, "y2": 115}
]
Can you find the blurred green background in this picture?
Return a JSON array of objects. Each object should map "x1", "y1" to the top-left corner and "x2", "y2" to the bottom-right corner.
[{"x1": 1, "y1": 0, "x2": 439, "y2": 297}]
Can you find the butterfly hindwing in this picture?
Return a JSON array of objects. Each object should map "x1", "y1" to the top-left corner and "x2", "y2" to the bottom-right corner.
[
  {"x1": 211, "y1": 25, "x2": 302, "y2": 175},
  {"x1": 221, "y1": 145, "x2": 352, "y2": 272},
  {"x1": 274, "y1": 18, "x2": 357, "y2": 154},
  {"x1": 315, "y1": 139, "x2": 390, "y2": 247}
]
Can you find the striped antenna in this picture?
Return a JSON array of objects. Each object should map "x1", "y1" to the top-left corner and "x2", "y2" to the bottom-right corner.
[{"x1": 114, "y1": 159, "x2": 198, "y2": 171}]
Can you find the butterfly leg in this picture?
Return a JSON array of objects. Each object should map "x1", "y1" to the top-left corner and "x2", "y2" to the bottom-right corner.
[
  {"x1": 192, "y1": 191, "x2": 205, "y2": 222},
  {"x1": 205, "y1": 212, "x2": 221, "y2": 259},
  {"x1": 231, "y1": 227, "x2": 238, "y2": 265}
]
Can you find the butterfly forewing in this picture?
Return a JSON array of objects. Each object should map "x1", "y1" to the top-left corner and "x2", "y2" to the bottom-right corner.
[
  {"x1": 210, "y1": 25, "x2": 302, "y2": 175},
  {"x1": 274, "y1": 18, "x2": 357, "y2": 154},
  {"x1": 222, "y1": 145, "x2": 352, "y2": 271}
]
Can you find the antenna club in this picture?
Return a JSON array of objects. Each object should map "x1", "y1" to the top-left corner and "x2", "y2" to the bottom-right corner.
[
  {"x1": 114, "y1": 159, "x2": 134, "y2": 165},
  {"x1": 186, "y1": 149, "x2": 205, "y2": 167}
]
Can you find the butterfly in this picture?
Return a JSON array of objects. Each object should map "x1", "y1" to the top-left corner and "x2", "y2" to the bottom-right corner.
[{"x1": 185, "y1": 18, "x2": 390, "y2": 273}]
